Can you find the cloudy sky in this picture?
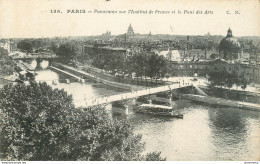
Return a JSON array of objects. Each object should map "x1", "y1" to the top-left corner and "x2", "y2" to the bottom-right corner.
[{"x1": 0, "y1": 0, "x2": 259, "y2": 38}]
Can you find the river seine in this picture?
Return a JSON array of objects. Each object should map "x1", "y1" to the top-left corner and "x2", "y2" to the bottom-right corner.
[{"x1": 35, "y1": 69, "x2": 260, "y2": 161}]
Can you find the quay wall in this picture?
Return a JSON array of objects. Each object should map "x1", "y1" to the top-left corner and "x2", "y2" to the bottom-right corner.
[
  {"x1": 199, "y1": 86, "x2": 260, "y2": 104},
  {"x1": 49, "y1": 66, "x2": 81, "y2": 83},
  {"x1": 171, "y1": 85, "x2": 260, "y2": 105},
  {"x1": 181, "y1": 94, "x2": 260, "y2": 111}
]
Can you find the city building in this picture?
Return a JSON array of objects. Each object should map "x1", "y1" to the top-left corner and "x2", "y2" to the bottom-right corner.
[
  {"x1": 169, "y1": 60, "x2": 260, "y2": 84},
  {"x1": 84, "y1": 44, "x2": 127, "y2": 58},
  {"x1": 219, "y1": 28, "x2": 242, "y2": 61},
  {"x1": 169, "y1": 61, "x2": 209, "y2": 77},
  {"x1": 156, "y1": 49, "x2": 182, "y2": 62},
  {"x1": 0, "y1": 40, "x2": 16, "y2": 53}
]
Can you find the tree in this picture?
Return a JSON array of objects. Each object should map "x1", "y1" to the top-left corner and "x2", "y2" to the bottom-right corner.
[
  {"x1": 92, "y1": 53, "x2": 126, "y2": 73},
  {"x1": 0, "y1": 82, "x2": 165, "y2": 161},
  {"x1": 145, "y1": 152, "x2": 166, "y2": 161},
  {"x1": 236, "y1": 71, "x2": 250, "y2": 90},
  {"x1": 147, "y1": 53, "x2": 167, "y2": 78},
  {"x1": 92, "y1": 53, "x2": 107, "y2": 69},
  {"x1": 49, "y1": 42, "x2": 59, "y2": 53},
  {"x1": 206, "y1": 59, "x2": 250, "y2": 89},
  {"x1": 17, "y1": 40, "x2": 33, "y2": 53},
  {"x1": 67, "y1": 109, "x2": 145, "y2": 161},
  {"x1": 130, "y1": 53, "x2": 146, "y2": 77},
  {"x1": 56, "y1": 43, "x2": 77, "y2": 64},
  {"x1": 0, "y1": 82, "x2": 74, "y2": 160},
  {"x1": 0, "y1": 47, "x2": 15, "y2": 76}
]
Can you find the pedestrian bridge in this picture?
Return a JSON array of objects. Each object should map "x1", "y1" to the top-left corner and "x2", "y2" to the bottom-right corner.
[{"x1": 84, "y1": 83, "x2": 195, "y2": 107}]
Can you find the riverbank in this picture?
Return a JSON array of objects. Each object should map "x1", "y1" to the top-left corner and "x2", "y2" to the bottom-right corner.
[
  {"x1": 82, "y1": 65, "x2": 165, "y2": 86},
  {"x1": 54, "y1": 63, "x2": 146, "y2": 91},
  {"x1": 199, "y1": 85, "x2": 260, "y2": 104},
  {"x1": 181, "y1": 94, "x2": 260, "y2": 111}
]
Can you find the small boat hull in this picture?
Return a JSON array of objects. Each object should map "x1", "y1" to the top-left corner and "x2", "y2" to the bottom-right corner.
[
  {"x1": 136, "y1": 110, "x2": 183, "y2": 118},
  {"x1": 135, "y1": 104, "x2": 183, "y2": 118}
]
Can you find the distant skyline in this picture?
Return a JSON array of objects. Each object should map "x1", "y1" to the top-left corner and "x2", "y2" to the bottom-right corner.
[{"x1": 0, "y1": 0, "x2": 259, "y2": 38}]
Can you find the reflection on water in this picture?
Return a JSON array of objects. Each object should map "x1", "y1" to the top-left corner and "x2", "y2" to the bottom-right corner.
[
  {"x1": 35, "y1": 69, "x2": 260, "y2": 161},
  {"x1": 127, "y1": 104, "x2": 260, "y2": 161},
  {"x1": 208, "y1": 108, "x2": 260, "y2": 160},
  {"x1": 130, "y1": 106, "x2": 214, "y2": 160}
]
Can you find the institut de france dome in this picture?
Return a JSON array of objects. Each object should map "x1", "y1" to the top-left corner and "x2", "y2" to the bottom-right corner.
[{"x1": 219, "y1": 28, "x2": 241, "y2": 61}]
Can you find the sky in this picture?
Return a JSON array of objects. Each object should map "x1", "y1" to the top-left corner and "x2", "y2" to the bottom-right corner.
[{"x1": 0, "y1": 0, "x2": 260, "y2": 38}]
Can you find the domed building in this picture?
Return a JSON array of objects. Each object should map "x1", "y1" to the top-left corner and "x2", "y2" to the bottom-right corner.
[
  {"x1": 219, "y1": 28, "x2": 241, "y2": 61},
  {"x1": 127, "y1": 24, "x2": 135, "y2": 36}
]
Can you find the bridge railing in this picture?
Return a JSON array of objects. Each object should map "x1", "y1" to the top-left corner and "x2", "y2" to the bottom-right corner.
[{"x1": 84, "y1": 82, "x2": 192, "y2": 107}]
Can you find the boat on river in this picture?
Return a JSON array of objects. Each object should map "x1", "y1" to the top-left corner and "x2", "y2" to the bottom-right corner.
[{"x1": 135, "y1": 104, "x2": 183, "y2": 118}]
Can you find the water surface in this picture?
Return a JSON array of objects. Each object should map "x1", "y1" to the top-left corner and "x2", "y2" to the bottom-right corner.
[{"x1": 36, "y1": 69, "x2": 260, "y2": 161}]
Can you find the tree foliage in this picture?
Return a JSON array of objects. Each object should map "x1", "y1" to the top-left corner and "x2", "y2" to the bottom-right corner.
[
  {"x1": 147, "y1": 53, "x2": 167, "y2": 78},
  {"x1": 92, "y1": 53, "x2": 125, "y2": 71},
  {"x1": 126, "y1": 53, "x2": 146, "y2": 77},
  {"x1": 17, "y1": 40, "x2": 33, "y2": 53},
  {"x1": 92, "y1": 52, "x2": 167, "y2": 79},
  {"x1": 206, "y1": 59, "x2": 250, "y2": 89},
  {"x1": 0, "y1": 82, "x2": 74, "y2": 160},
  {"x1": 0, "y1": 47, "x2": 15, "y2": 76},
  {"x1": 0, "y1": 82, "x2": 165, "y2": 161},
  {"x1": 126, "y1": 52, "x2": 167, "y2": 78},
  {"x1": 56, "y1": 43, "x2": 77, "y2": 63}
]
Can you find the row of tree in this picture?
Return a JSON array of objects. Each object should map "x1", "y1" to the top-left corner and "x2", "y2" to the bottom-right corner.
[
  {"x1": 16, "y1": 39, "x2": 83, "y2": 59},
  {"x1": 0, "y1": 82, "x2": 166, "y2": 161},
  {"x1": 92, "y1": 52, "x2": 168, "y2": 79}
]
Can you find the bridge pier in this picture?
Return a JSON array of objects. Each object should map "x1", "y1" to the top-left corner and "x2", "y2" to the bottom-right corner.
[
  {"x1": 66, "y1": 79, "x2": 70, "y2": 84},
  {"x1": 80, "y1": 78, "x2": 85, "y2": 83},
  {"x1": 124, "y1": 105, "x2": 129, "y2": 115},
  {"x1": 112, "y1": 102, "x2": 129, "y2": 115}
]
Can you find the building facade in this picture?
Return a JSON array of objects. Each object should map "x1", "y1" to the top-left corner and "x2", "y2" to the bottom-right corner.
[
  {"x1": 169, "y1": 60, "x2": 260, "y2": 84},
  {"x1": 84, "y1": 45, "x2": 127, "y2": 58},
  {"x1": 0, "y1": 40, "x2": 16, "y2": 53},
  {"x1": 219, "y1": 28, "x2": 242, "y2": 61}
]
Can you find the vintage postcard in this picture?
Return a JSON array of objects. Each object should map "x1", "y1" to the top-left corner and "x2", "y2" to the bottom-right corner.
[{"x1": 0, "y1": 0, "x2": 259, "y2": 162}]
